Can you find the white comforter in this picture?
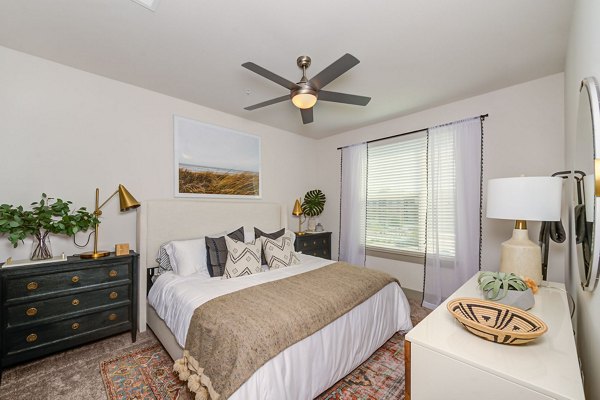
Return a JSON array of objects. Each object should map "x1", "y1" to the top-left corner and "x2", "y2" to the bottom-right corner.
[{"x1": 148, "y1": 255, "x2": 413, "y2": 399}]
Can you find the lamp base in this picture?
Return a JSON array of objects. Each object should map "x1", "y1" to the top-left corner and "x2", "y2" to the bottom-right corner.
[
  {"x1": 295, "y1": 231, "x2": 306, "y2": 236},
  {"x1": 79, "y1": 250, "x2": 110, "y2": 259},
  {"x1": 499, "y1": 229, "x2": 542, "y2": 284}
]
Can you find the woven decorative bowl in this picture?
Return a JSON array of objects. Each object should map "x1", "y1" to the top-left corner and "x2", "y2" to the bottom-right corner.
[{"x1": 447, "y1": 297, "x2": 548, "y2": 345}]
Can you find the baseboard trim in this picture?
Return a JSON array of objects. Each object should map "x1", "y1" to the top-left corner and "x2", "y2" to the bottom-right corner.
[{"x1": 403, "y1": 288, "x2": 422, "y2": 303}]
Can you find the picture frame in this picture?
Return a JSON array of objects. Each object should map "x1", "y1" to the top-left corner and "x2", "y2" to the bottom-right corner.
[{"x1": 174, "y1": 116, "x2": 262, "y2": 198}]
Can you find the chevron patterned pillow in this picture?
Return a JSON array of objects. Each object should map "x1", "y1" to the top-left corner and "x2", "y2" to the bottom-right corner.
[
  {"x1": 222, "y1": 236, "x2": 263, "y2": 279},
  {"x1": 261, "y1": 231, "x2": 296, "y2": 269}
]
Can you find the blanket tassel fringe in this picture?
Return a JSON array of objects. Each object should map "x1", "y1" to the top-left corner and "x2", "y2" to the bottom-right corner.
[{"x1": 174, "y1": 351, "x2": 220, "y2": 400}]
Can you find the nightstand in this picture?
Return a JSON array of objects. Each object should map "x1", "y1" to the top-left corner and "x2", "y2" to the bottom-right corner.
[
  {"x1": 405, "y1": 274, "x2": 584, "y2": 399},
  {"x1": 0, "y1": 252, "x2": 138, "y2": 380},
  {"x1": 294, "y1": 232, "x2": 331, "y2": 259}
]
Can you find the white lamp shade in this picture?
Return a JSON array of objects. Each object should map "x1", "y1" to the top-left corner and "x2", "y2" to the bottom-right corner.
[{"x1": 486, "y1": 176, "x2": 563, "y2": 221}]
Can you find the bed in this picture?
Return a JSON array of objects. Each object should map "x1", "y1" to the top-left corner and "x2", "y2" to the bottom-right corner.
[{"x1": 137, "y1": 200, "x2": 412, "y2": 399}]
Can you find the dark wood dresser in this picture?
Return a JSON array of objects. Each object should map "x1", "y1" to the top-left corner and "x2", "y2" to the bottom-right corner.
[
  {"x1": 0, "y1": 252, "x2": 138, "y2": 378},
  {"x1": 294, "y1": 232, "x2": 332, "y2": 259}
]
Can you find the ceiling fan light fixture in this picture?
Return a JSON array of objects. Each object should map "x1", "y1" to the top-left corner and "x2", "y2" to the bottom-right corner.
[
  {"x1": 291, "y1": 87, "x2": 318, "y2": 109},
  {"x1": 292, "y1": 93, "x2": 317, "y2": 109}
]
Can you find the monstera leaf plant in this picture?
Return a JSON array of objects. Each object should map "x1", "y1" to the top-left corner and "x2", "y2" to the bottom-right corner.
[{"x1": 302, "y1": 189, "x2": 326, "y2": 231}]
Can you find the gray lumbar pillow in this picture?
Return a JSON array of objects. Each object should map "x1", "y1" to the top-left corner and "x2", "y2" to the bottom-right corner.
[{"x1": 205, "y1": 227, "x2": 245, "y2": 277}]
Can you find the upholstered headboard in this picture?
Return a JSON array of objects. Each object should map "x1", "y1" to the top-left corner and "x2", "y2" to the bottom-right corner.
[{"x1": 136, "y1": 199, "x2": 286, "y2": 331}]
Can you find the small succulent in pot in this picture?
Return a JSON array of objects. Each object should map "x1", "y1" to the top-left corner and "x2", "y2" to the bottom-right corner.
[{"x1": 478, "y1": 271, "x2": 528, "y2": 301}]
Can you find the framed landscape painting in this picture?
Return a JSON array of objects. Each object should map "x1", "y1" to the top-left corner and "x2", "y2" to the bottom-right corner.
[{"x1": 174, "y1": 116, "x2": 261, "y2": 198}]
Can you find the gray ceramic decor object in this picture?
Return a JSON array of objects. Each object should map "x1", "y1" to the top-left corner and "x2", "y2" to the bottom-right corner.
[{"x1": 495, "y1": 288, "x2": 535, "y2": 310}]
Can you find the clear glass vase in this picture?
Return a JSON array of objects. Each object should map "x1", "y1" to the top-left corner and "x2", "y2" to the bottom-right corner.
[
  {"x1": 31, "y1": 230, "x2": 53, "y2": 260},
  {"x1": 306, "y1": 217, "x2": 318, "y2": 232}
]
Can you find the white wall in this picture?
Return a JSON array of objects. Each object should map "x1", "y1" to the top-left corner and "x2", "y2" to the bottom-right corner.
[
  {"x1": 0, "y1": 46, "x2": 317, "y2": 262},
  {"x1": 565, "y1": 1, "x2": 600, "y2": 398},
  {"x1": 316, "y1": 74, "x2": 565, "y2": 291}
]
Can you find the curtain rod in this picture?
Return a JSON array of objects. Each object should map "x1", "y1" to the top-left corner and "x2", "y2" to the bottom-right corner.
[{"x1": 336, "y1": 113, "x2": 489, "y2": 150}]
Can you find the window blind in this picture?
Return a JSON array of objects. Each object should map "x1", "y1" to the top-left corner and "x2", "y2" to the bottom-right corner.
[{"x1": 366, "y1": 130, "x2": 456, "y2": 257}]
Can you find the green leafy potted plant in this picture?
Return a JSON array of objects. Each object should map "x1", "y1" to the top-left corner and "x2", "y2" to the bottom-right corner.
[
  {"x1": 0, "y1": 194, "x2": 99, "y2": 260},
  {"x1": 301, "y1": 189, "x2": 326, "y2": 232},
  {"x1": 478, "y1": 271, "x2": 535, "y2": 310}
]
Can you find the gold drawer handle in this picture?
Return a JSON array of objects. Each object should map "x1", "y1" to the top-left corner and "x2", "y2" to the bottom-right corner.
[
  {"x1": 71, "y1": 276, "x2": 80, "y2": 283},
  {"x1": 108, "y1": 313, "x2": 118, "y2": 321},
  {"x1": 109, "y1": 292, "x2": 118, "y2": 300},
  {"x1": 27, "y1": 282, "x2": 38, "y2": 291},
  {"x1": 72, "y1": 299, "x2": 80, "y2": 306},
  {"x1": 312, "y1": 240, "x2": 317, "y2": 245},
  {"x1": 26, "y1": 333, "x2": 38, "y2": 343},
  {"x1": 303, "y1": 242, "x2": 308, "y2": 247},
  {"x1": 71, "y1": 323, "x2": 80, "y2": 330},
  {"x1": 26, "y1": 307, "x2": 38, "y2": 317},
  {"x1": 109, "y1": 270, "x2": 118, "y2": 278}
]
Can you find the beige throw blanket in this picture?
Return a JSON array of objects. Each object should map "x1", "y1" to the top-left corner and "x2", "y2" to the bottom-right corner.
[{"x1": 173, "y1": 262, "x2": 400, "y2": 400}]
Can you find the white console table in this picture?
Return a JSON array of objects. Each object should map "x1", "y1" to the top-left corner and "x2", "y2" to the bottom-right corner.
[{"x1": 405, "y1": 274, "x2": 584, "y2": 400}]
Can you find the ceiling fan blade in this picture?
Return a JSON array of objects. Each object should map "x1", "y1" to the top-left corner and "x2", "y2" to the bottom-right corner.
[
  {"x1": 244, "y1": 95, "x2": 290, "y2": 111},
  {"x1": 308, "y1": 53, "x2": 360, "y2": 90},
  {"x1": 300, "y1": 107, "x2": 314, "y2": 124},
  {"x1": 242, "y1": 62, "x2": 299, "y2": 90},
  {"x1": 318, "y1": 90, "x2": 371, "y2": 106}
]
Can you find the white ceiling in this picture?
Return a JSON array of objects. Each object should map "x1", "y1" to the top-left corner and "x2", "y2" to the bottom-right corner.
[{"x1": 0, "y1": 0, "x2": 573, "y2": 139}]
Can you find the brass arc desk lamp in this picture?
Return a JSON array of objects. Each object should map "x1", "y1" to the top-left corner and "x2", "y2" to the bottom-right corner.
[{"x1": 80, "y1": 184, "x2": 140, "y2": 259}]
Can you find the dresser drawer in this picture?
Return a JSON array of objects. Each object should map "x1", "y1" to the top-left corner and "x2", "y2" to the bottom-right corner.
[
  {"x1": 295, "y1": 233, "x2": 332, "y2": 260},
  {"x1": 306, "y1": 248, "x2": 331, "y2": 259},
  {"x1": 4, "y1": 306, "x2": 130, "y2": 354},
  {"x1": 298, "y1": 236, "x2": 331, "y2": 251},
  {"x1": 4, "y1": 263, "x2": 129, "y2": 301},
  {"x1": 6, "y1": 284, "x2": 130, "y2": 327}
]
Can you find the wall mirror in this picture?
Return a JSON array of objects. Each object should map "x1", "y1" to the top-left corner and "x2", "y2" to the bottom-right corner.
[{"x1": 574, "y1": 76, "x2": 600, "y2": 291}]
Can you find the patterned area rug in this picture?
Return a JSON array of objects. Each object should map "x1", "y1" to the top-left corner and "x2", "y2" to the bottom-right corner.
[
  {"x1": 315, "y1": 332, "x2": 406, "y2": 400},
  {"x1": 101, "y1": 298, "x2": 429, "y2": 400},
  {"x1": 101, "y1": 344, "x2": 193, "y2": 400}
]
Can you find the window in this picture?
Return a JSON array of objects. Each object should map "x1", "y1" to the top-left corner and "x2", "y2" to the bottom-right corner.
[{"x1": 366, "y1": 130, "x2": 456, "y2": 258}]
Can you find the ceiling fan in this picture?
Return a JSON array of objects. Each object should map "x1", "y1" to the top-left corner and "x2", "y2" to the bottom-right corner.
[{"x1": 242, "y1": 53, "x2": 371, "y2": 124}]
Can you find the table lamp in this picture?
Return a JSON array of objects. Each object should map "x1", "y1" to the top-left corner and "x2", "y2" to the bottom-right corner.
[
  {"x1": 486, "y1": 176, "x2": 562, "y2": 284},
  {"x1": 80, "y1": 184, "x2": 140, "y2": 259},
  {"x1": 292, "y1": 198, "x2": 306, "y2": 236}
]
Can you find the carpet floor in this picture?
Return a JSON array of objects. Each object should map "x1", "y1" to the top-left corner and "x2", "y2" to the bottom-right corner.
[{"x1": 0, "y1": 298, "x2": 429, "y2": 400}]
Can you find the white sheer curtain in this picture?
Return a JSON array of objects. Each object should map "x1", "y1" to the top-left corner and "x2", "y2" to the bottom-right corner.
[
  {"x1": 339, "y1": 143, "x2": 367, "y2": 266},
  {"x1": 423, "y1": 118, "x2": 482, "y2": 309}
]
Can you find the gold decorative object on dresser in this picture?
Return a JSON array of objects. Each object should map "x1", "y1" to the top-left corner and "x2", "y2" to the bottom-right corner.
[
  {"x1": 0, "y1": 252, "x2": 138, "y2": 381},
  {"x1": 294, "y1": 231, "x2": 331, "y2": 259}
]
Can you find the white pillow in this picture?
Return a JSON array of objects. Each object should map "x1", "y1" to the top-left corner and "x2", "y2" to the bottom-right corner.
[{"x1": 165, "y1": 238, "x2": 211, "y2": 278}]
